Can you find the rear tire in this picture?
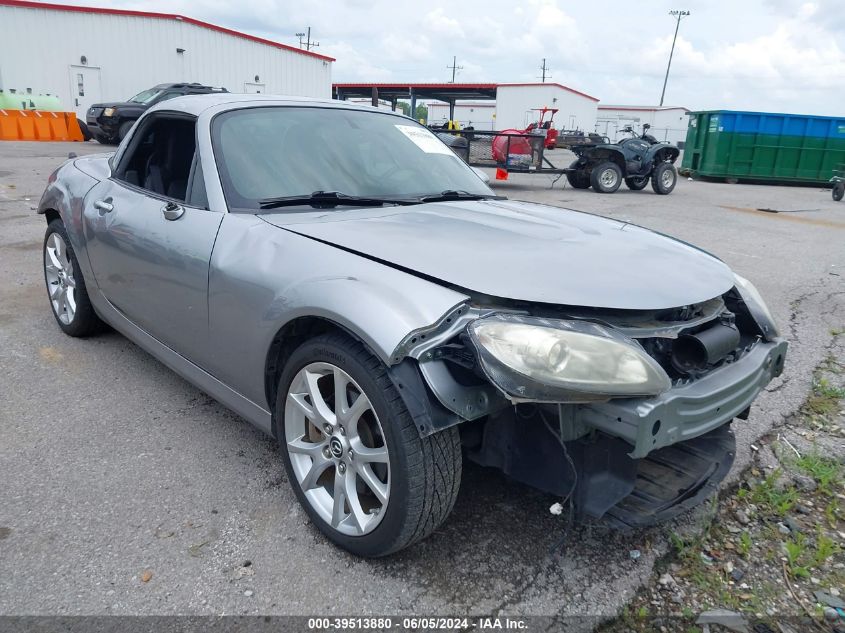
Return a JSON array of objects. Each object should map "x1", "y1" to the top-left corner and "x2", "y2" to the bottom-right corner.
[
  {"x1": 276, "y1": 333, "x2": 462, "y2": 557},
  {"x1": 590, "y1": 161, "x2": 622, "y2": 193},
  {"x1": 625, "y1": 176, "x2": 649, "y2": 191},
  {"x1": 833, "y1": 182, "x2": 844, "y2": 202},
  {"x1": 566, "y1": 161, "x2": 591, "y2": 189},
  {"x1": 43, "y1": 219, "x2": 104, "y2": 337},
  {"x1": 651, "y1": 162, "x2": 678, "y2": 195}
]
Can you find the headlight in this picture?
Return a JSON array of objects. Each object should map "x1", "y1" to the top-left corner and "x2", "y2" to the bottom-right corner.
[
  {"x1": 467, "y1": 315, "x2": 671, "y2": 403},
  {"x1": 103, "y1": 107, "x2": 116, "y2": 117},
  {"x1": 734, "y1": 274, "x2": 779, "y2": 340}
]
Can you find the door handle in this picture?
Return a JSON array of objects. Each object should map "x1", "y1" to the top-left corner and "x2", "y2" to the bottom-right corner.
[
  {"x1": 162, "y1": 201, "x2": 185, "y2": 221},
  {"x1": 93, "y1": 198, "x2": 113, "y2": 213}
]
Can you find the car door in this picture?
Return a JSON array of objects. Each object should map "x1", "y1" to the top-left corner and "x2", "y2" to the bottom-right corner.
[{"x1": 82, "y1": 111, "x2": 223, "y2": 362}]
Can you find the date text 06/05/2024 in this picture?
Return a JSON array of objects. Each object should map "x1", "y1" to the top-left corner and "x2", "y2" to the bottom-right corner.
[{"x1": 306, "y1": 617, "x2": 528, "y2": 630}]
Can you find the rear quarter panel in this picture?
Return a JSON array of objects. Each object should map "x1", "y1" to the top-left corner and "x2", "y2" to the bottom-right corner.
[{"x1": 38, "y1": 157, "x2": 109, "y2": 285}]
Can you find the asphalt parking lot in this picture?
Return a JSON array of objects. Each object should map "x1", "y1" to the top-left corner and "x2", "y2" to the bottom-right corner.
[{"x1": 1, "y1": 141, "x2": 844, "y2": 625}]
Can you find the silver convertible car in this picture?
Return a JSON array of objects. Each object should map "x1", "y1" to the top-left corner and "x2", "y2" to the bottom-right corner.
[{"x1": 39, "y1": 94, "x2": 786, "y2": 556}]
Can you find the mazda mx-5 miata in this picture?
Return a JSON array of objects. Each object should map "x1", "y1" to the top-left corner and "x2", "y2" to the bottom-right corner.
[{"x1": 39, "y1": 95, "x2": 786, "y2": 556}]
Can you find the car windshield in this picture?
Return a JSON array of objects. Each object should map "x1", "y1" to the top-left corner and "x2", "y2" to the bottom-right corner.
[
  {"x1": 128, "y1": 88, "x2": 164, "y2": 104},
  {"x1": 212, "y1": 106, "x2": 495, "y2": 210}
]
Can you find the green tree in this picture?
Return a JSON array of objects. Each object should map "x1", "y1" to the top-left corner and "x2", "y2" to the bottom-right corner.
[
  {"x1": 415, "y1": 104, "x2": 428, "y2": 123},
  {"x1": 396, "y1": 102, "x2": 410, "y2": 116}
]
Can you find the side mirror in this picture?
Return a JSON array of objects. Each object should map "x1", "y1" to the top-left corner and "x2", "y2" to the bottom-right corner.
[
  {"x1": 472, "y1": 167, "x2": 491, "y2": 184},
  {"x1": 643, "y1": 123, "x2": 651, "y2": 131}
]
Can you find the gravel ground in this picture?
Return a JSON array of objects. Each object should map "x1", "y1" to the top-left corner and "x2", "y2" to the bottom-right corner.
[{"x1": 1, "y1": 141, "x2": 844, "y2": 628}]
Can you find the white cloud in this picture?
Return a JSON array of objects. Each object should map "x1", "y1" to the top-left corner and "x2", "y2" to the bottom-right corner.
[{"x1": 33, "y1": 0, "x2": 844, "y2": 114}]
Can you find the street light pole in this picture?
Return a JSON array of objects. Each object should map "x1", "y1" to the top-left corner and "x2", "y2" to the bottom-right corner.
[{"x1": 659, "y1": 10, "x2": 690, "y2": 107}]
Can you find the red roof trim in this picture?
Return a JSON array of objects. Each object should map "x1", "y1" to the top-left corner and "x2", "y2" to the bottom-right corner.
[
  {"x1": 0, "y1": 0, "x2": 336, "y2": 62},
  {"x1": 334, "y1": 83, "x2": 498, "y2": 90},
  {"x1": 495, "y1": 82, "x2": 599, "y2": 102},
  {"x1": 598, "y1": 105, "x2": 690, "y2": 112}
]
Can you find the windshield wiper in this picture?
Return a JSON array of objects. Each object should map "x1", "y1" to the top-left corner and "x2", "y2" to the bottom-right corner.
[
  {"x1": 259, "y1": 191, "x2": 414, "y2": 210},
  {"x1": 418, "y1": 190, "x2": 498, "y2": 203}
]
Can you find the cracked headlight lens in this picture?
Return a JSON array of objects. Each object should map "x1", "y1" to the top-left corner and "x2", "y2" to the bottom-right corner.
[
  {"x1": 734, "y1": 274, "x2": 779, "y2": 340},
  {"x1": 467, "y1": 315, "x2": 671, "y2": 402}
]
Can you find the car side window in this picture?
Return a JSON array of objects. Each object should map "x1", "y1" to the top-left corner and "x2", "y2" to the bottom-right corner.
[{"x1": 114, "y1": 115, "x2": 197, "y2": 203}]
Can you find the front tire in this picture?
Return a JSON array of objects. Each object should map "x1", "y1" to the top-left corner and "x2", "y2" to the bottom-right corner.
[
  {"x1": 833, "y1": 182, "x2": 844, "y2": 202},
  {"x1": 276, "y1": 333, "x2": 462, "y2": 557},
  {"x1": 590, "y1": 161, "x2": 623, "y2": 193},
  {"x1": 43, "y1": 219, "x2": 104, "y2": 336},
  {"x1": 651, "y1": 162, "x2": 678, "y2": 195}
]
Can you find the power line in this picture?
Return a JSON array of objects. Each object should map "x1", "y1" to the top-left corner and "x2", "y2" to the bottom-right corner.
[
  {"x1": 538, "y1": 58, "x2": 551, "y2": 83},
  {"x1": 659, "y1": 9, "x2": 690, "y2": 106},
  {"x1": 296, "y1": 27, "x2": 319, "y2": 51},
  {"x1": 446, "y1": 56, "x2": 463, "y2": 83}
]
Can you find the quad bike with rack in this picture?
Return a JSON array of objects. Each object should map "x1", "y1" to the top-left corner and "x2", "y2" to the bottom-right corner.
[{"x1": 567, "y1": 124, "x2": 681, "y2": 194}]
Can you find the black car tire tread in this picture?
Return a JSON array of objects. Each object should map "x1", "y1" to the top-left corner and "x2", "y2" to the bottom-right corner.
[
  {"x1": 276, "y1": 332, "x2": 462, "y2": 557},
  {"x1": 651, "y1": 162, "x2": 678, "y2": 195},
  {"x1": 833, "y1": 182, "x2": 844, "y2": 202},
  {"x1": 44, "y1": 219, "x2": 105, "y2": 337},
  {"x1": 590, "y1": 161, "x2": 623, "y2": 193}
]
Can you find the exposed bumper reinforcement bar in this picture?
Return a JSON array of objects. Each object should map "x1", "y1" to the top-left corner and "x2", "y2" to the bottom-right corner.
[{"x1": 579, "y1": 339, "x2": 787, "y2": 458}]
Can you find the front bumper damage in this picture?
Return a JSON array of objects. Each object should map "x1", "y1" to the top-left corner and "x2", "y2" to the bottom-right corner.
[
  {"x1": 461, "y1": 337, "x2": 787, "y2": 528},
  {"x1": 580, "y1": 338, "x2": 788, "y2": 459}
]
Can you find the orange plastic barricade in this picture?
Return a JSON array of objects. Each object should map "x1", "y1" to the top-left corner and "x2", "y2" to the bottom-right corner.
[{"x1": 0, "y1": 109, "x2": 84, "y2": 141}]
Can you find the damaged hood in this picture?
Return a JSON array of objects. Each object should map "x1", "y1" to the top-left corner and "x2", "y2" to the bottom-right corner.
[{"x1": 260, "y1": 199, "x2": 735, "y2": 310}]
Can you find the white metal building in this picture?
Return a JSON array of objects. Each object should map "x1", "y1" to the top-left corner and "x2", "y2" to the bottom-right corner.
[
  {"x1": 426, "y1": 102, "x2": 496, "y2": 130},
  {"x1": 597, "y1": 105, "x2": 690, "y2": 145},
  {"x1": 495, "y1": 83, "x2": 599, "y2": 132},
  {"x1": 0, "y1": 0, "x2": 334, "y2": 118}
]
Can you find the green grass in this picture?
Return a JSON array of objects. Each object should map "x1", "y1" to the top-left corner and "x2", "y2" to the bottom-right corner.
[
  {"x1": 748, "y1": 470, "x2": 798, "y2": 516},
  {"x1": 814, "y1": 532, "x2": 841, "y2": 567},
  {"x1": 806, "y1": 378, "x2": 845, "y2": 416},
  {"x1": 795, "y1": 452, "x2": 843, "y2": 494},
  {"x1": 738, "y1": 531, "x2": 752, "y2": 558}
]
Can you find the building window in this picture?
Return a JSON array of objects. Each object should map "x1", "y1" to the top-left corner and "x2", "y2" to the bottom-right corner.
[{"x1": 77, "y1": 74, "x2": 84, "y2": 97}]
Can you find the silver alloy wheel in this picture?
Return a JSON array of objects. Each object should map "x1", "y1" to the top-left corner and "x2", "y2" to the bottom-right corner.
[
  {"x1": 661, "y1": 167, "x2": 675, "y2": 188},
  {"x1": 284, "y1": 362, "x2": 390, "y2": 536},
  {"x1": 600, "y1": 168, "x2": 619, "y2": 188},
  {"x1": 44, "y1": 232, "x2": 77, "y2": 325}
]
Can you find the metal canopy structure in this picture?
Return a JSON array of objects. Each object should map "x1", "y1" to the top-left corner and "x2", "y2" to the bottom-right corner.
[{"x1": 333, "y1": 83, "x2": 498, "y2": 121}]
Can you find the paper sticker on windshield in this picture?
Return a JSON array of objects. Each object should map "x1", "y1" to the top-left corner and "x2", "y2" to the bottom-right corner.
[{"x1": 395, "y1": 125, "x2": 452, "y2": 154}]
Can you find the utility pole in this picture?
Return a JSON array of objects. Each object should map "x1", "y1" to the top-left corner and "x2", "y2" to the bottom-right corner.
[
  {"x1": 446, "y1": 56, "x2": 463, "y2": 83},
  {"x1": 296, "y1": 27, "x2": 319, "y2": 51},
  {"x1": 538, "y1": 58, "x2": 551, "y2": 83},
  {"x1": 659, "y1": 10, "x2": 690, "y2": 106}
]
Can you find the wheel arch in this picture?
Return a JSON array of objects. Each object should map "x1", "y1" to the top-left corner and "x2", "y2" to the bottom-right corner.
[
  {"x1": 649, "y1": 146, "x2": 681, "y2": 164},
  {"x1": 264, "y1": 315, "x2": 385, "y2": 437}
]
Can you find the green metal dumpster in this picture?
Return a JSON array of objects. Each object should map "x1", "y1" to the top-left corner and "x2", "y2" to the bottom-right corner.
[{"x1": 681, "y1": 110, "x2": 845, "y2": 184}]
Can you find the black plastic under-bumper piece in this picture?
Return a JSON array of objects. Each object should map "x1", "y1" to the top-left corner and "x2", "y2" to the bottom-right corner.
[{"x1": 596, "y1": 423, "x2": 736, "y2": 529}]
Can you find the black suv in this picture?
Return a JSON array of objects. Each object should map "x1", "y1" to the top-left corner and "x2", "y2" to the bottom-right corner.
[{"x1": 87, "y1": 83, "x2": 228, "y2": 144}]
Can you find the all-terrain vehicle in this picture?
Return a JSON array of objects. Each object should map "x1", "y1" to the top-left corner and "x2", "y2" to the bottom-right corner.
[{"x1": 566, "y1": 124, "x2": 681, "y2": 194}]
